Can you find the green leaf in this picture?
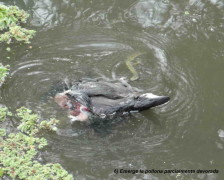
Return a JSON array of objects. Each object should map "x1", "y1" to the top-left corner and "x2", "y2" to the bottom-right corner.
[{"x1": 0, "y1": 128, "x2": 6, "y2": 136}]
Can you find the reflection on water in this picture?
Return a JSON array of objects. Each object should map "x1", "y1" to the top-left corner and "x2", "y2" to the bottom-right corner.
[
  {"x1": 126, "y1": 0, "x2": 171, "y2": 28},
  {"x1": 0, "y1": 0, "x2": 224, "y2": 179}
]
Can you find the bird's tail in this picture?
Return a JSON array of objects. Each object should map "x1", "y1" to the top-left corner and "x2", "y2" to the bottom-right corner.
[{"x1": 133, "y1": 93, "x2": 170, "y2": 111}]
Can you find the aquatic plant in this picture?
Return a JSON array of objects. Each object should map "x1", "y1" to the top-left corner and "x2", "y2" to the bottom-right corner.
[
  {"x1": 0, "y1": 133, "x2": 73, "y2": 180},
  {"x1": 17, "y1": 107, "x2": 59, "y2": 135},
  {"x1": 0, "y1": 107, "x2": 74, "y2": 179},
  {"x1": 0, "y1": 128, "x2": 6, "y2": 136},
  {"x1": 0, "y1": 5, "x2": 36, "y2": 43},
  {"x1": 0, "y1": 106, "x2": 12, "y2": 122},
  {"x1": 0, "y1": 63, "x2": 9, "y2": 86}
]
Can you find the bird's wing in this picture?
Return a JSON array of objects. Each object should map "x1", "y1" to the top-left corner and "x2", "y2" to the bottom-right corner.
[
  {"x1": 91, "y1": 96, "x2": 134, "y2": 115},
  {"x1": 77, "y1": 81, "x2": 134, "y2": 99}
]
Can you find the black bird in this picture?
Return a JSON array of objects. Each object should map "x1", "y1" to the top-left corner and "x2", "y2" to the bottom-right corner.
[{"x1": 54, "y1": 79, "x2": 170, "y2": 123}]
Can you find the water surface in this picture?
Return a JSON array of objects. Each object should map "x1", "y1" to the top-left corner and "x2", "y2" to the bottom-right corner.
[{"x1": 0, "y1": 0, "x2": 224, "y2": 179}]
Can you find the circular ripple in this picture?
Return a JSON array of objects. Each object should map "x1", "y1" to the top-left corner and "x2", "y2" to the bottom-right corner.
[{"x1": 0, "y1": 25, "x2": 200, "y2": 179}]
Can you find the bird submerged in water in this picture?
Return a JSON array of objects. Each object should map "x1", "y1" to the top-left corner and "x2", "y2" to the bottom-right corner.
[{"x1": 54, "y1": 79, "x2": 170, "y2": 123}]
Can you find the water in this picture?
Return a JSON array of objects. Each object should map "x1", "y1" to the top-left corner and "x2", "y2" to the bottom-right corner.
[{"x1": 0, "y1": 0, "x2": 224, "y2": 179}]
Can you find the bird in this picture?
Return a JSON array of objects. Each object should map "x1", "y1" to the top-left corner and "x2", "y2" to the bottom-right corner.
[{"x1": 54, "y1": 79, "x2": 170, "y2": 123}]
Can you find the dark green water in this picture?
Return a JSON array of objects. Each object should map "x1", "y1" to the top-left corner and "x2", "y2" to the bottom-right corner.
[{"x1": 0, "y1": 0, "x2": 224, "y2": 179}]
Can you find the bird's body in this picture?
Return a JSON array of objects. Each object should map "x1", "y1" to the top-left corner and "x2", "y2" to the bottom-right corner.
[{"x1": 54, "y1": 79, "x2": 169, "y2": 123}]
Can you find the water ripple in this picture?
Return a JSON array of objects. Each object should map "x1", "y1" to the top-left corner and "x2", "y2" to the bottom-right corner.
[
  {"x1": 0, "y1": 25, "x2": 200, "y2": 179},
  {"x1": 1, "y1": 0, "x2": 218, "y2": 178}
]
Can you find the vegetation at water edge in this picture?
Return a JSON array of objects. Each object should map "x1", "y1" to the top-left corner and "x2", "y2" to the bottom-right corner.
[
  {"x1": 0, "y1": 63, "x2": 9, "y2": 86},
  {"x1": 0, "y1": 4, "x2": 36, "y2": 44},
  {"x1": 0, "y1": 107, "x2": 74, "y2": 180}
]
